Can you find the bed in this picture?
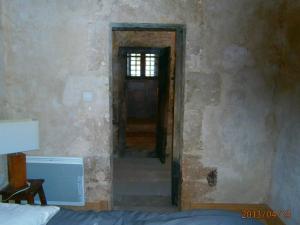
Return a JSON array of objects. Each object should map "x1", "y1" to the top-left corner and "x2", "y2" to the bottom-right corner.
[
  {"x1": 0, "y1": 203, "x2": 264, "y2": 225},
  {"x1": 48, "y1": 208, "x2": 265, "y2": 225}
]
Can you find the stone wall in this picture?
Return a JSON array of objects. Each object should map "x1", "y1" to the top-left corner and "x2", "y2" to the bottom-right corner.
[
  {"x1": 0, "y1": 0, "x2": 8, "y2": 189},
  {"x1": 0, "y1": 0, "x2": 112, "y2": 207},
  {"x1": 0, "y1": 0, "x2": 284, "y2": 208},
  {"x1": 269, "y1": 1, "x2": 300, "y2": 224},
  {"x1": 181, "y1": 1, "x2": 282, "y2": 208},
  {"x1": 0, "y1": 0, "x2": 4, "y2": 102}
]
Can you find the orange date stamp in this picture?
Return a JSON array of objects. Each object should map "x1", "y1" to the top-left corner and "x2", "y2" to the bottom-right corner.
[{"x1": 241, "y1": 209, "x2": 291, "y2": 219}]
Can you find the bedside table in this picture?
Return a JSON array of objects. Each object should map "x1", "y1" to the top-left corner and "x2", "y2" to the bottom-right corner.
[{"x1": 0, "y1": 179, "x2": 47, "y2": 205}]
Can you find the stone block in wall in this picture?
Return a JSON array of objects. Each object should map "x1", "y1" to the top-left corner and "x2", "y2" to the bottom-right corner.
[
  {"x1": 84, "y1": 156, "x2": 111, "y2": 203},
  {"x1": 181, "y1": 154, "x2": 216, "y2": 209}
]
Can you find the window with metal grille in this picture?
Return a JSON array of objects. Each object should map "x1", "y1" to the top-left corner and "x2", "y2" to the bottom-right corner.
[
  {"x1": 145, "y1": 53, "x2": 157, "y2": 77},
  {"x1": 127, "y1": 52, "x2": 158, "y2": 78},
  {"x1": 127, "y1": 53, "x2": 141, "y2": 77}
]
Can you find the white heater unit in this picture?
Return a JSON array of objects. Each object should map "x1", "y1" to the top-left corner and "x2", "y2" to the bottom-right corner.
[{"x1": 26, "y1": 156, "x2": 85, "y2": 206}]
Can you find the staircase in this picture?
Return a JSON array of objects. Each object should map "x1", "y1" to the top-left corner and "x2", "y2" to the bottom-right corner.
[
  {"x1": 113, "y1": 157, "x2": 176, "y2": 212},
  {"x1": 126, "y1": 118, "x2": 156, "y2": 151}
]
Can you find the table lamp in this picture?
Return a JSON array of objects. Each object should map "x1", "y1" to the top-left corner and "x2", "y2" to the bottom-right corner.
[{"x1": 0, "y1": 119, "x2": 39, "y2": 189}]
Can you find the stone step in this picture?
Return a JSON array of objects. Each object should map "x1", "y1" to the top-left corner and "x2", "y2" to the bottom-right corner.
[
  {"x1": 114, "y1": 158, "x2": 171, "y2": 181},
  {"x1": 126, "y1": 119, "x2": 156, "y2": 133},
  {"x1": 114, "y1": 170, "x2": 170, "y2": 182},
  {"x1": 114, "y1": 158, "x2": 170, "y2": 169},
  {"x1": 121, "y1": 149, "x2": 156, "y2": 158},
  {"x1": 126, "y1": 131, "x2": 156, "y2": 137},
  {"x1": 113, "y1": 157, "x2": 173, "y2": 211},
  {"x1": 113, "y1": 195, "x2": 172, "y2": 207},
  {"x1": 113, "y1": 205, "x2": 178, "y2": 212},
  {"x1": 114, "y1": 164, "x2": 170, "y2": 174},
  {"x1": 126, "y1": 132, "x2": 156, "y2": 150},
  {"x1": 113, "y1": 180, "x2": 171, "y2": 196},
  {"x1": 126, "y1": 124, "x2": 156, "y2": 132}
]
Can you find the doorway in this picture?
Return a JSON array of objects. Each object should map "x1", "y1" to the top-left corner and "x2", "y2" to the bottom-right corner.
[
  {"x1": 111, "y1": 24, "x2": 185, "y2": 211},
  {"x1": 120, "y1": 47, "x2": 170, "y2": 162}
]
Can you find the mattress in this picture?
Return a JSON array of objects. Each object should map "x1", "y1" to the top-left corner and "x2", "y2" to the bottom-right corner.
[{"x1": 47, "y1": 208, "x2": 264, "y2": 225}]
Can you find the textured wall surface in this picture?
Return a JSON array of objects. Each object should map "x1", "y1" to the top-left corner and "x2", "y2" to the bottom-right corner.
[
  {"x1": 181, "y1": 1, "x2": 282, "y2": 207},
  {"x1": 0, "y1": 0, "x2": 285, "y2": 208},
  {"x1": 1, "y1": 0, "x2": 112, "y2": 206},
  {"x1": 269, "y1": 1, "x2": 300, "y2": 224},
  {"x1": 0, "y1": 0, "x2": 8, "y2": 189},
  {"x1": 0, "y1": 0, "x2": 4, "y2": 101}
]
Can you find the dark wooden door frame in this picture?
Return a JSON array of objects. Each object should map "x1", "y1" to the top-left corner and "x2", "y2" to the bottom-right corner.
[
  {"x1": 110, "y1": 23, "x2": 186, "y2": 209},
  {"x1": 156, "y1": 47, "x2": 170, "y2": 163}
]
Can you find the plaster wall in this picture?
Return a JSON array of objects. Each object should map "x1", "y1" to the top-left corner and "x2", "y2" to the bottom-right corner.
[
  {"x1": 0, "y1": 0, "x2": 4, "y2": 102},
  {"x1": 269, "y1": 1, "x2": 300, "y2": 224},
  {"x1": 0, "y1": 0, "x2": 282, "y2": 208},
  {"x1": 181, "y1": 1, "x2": 282, "y2": 207},
  {"x1": 0, "y1": 0, "x2": 8, "y2": 189}
]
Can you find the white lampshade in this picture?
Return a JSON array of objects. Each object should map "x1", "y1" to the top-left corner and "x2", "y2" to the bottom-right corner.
[{"x1": 0, "y1": 120, "x2": 39, "y2": 154}]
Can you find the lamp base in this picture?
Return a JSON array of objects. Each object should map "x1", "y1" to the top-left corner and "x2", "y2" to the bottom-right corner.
[{"x1": 7, "y1": 153, "x2": 27, "y2": 189}]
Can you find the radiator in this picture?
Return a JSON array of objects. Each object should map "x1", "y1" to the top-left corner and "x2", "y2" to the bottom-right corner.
[{"x1": 26, "y1": 156, "x2": 85, "y2": 206}]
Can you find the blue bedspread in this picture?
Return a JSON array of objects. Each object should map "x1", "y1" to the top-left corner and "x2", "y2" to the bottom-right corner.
[{"x1": 47, "y1": 209, "x2": 264, "y2": 225}]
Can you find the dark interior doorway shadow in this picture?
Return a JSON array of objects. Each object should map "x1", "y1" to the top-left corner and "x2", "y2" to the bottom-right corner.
[{"x1": 118, "y1": 47, "x2": 170, "y2": 163}]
